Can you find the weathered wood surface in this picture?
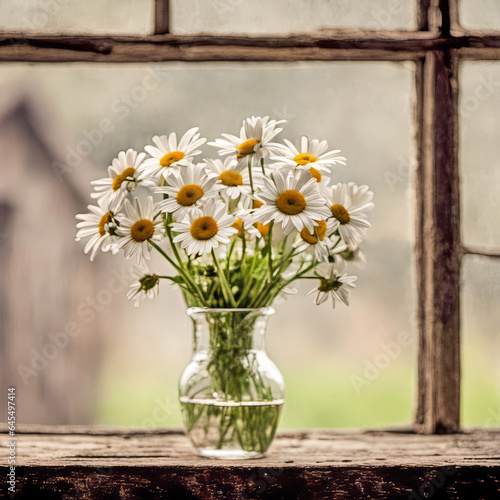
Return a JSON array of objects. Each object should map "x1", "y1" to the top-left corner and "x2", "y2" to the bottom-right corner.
[
  {"x1": 414, "y1": 48, "x2": 461, "y2": 435},
  {"x1": 154, "y1": 0, "x2": 170, "y2": 36},
  {"x1": 412, "y1": 0, "x2": 461, "y2": 435},
  {"x1": 2, "y1": 32, "x2": 500, "y2": 63},
  {"x1": 0, "y1": 32, "x2": 428, "y2": 63},
  {"x1": 1, "y1": 426, "x2": 499, "y2": 499}
]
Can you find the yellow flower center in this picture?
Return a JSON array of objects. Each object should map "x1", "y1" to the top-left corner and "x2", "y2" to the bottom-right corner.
[
  {"x1": 176, "y1": 184, "x2": 204, "y2": 206},
  {"x1": 309, "y1": 167, "x2": 321, "y2": 183},
  {"x1": 237, "y1": 139, "x2": 261, "y2": 158},
  {"x1": 130, "y1": 219, "x2": 155, "y2": 242},
  {"x1": 294, "y1": 153, "x2": 318, "y2": 165},
  {"x1": 219, "y1": 170, "x2": 243, "y2": 187},
  {"x1": 276, "y1": 190, "x2": 307, "y2": 215},
  {"x1": 253, "y1": 199, "x2": 264, "y2": 209},
  {"x1": 160, "y1": 151, "x2": 185, "y2": 167},
  {"x1": 331, "y1": 204, "x2": 350, "y2": 224},
  {"x1": 300, "y1": 220, "x2": 327, "y2": 245},
  {"x1": 254, "y1": 222, "x2": 270, "y2": 237},
  {"x1": 98, "y1": 212, "x2": 113, "y2": 237},
  {"x1": 231, "y1": 218, "x2": 243, "y2": 237},
  {"x1": 190, "y1": 216, "x2": 218, "y2": 240},
  {"x1": 112, "y1": 167, "x2": 136, "y2": 191}
]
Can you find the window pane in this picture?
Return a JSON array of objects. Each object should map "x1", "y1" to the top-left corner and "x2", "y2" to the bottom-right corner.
[
  {"x1": 171, "y1": 0, "x2": 417, "y2": 34},
  {"x1": 459, "y1": 62, "x2": 500, "y2": 248},
  {"x1": 0, "y1": 61, "x2": 416, "y2": 428},
  {"x1": 0, "y1": 0, "x2": 154, "y2": 35},
  {"x1": 461, "y1": 256, "x2": 500, "y2": 427},
  {"x1": 459, "y1": 0, "x2": 500, "y2": 31}
]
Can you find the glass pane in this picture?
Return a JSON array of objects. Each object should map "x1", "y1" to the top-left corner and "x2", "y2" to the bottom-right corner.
[
  {"x1": 461, "y1": 256, "x2": 500, "y2": 427},
  {"x1": 0, "y1": 61, "x2": 416, "y2": 428},
  {"x1": 0, "y1": 0, "x2": 154, "y2": 35},
  {"x1": 459, "y1": 62, "x2": 500, "y2": 248},
  {"x1": 171, "y1": 0, "x2": 417, "y2": 34},
  {"x1": 459, "y1": 0, "x2": 500, "y2": 31}
]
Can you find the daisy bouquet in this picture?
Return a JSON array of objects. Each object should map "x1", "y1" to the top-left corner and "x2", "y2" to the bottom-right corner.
[{"x1": 76, "y1": 117, "x2": 373, "y2": 452}]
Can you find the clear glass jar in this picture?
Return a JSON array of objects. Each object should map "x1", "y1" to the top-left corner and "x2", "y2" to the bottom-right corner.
[{"x1": 179, "y1": 307, "x2": 285, "y2": 459}]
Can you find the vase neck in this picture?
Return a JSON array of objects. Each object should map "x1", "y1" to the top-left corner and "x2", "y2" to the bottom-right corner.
[{"x1": 188, "y1": 308, "x2": 274, "y2": 354}]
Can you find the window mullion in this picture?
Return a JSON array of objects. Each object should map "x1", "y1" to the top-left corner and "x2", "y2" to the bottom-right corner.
[
  {"x1": 418, "y1": 0, "x2": 441, "y2": 32},
  {"x1": 414, "y1": 48, "x2": 461, "y2": 434},
  {"x1": 154, "y1": 0, "x2": 170, "y2": 35}
]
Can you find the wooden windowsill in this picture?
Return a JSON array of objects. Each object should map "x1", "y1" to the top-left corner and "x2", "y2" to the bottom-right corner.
[{"x1": 1, "y1": 425, "x2": 500, "y2": 499}]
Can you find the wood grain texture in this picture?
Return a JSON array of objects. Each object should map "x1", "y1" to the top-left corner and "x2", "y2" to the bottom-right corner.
[
  {"x1": 414, "y1": 49, "x2": 461, "y2": 435},
  {"x1": 1, "y1": 426, "x2": 499, "y2": 499},
  {"x1": 154, "y1": 0, "x2": 170, "y2": 35},
  {"x1": 2, "y1": 32, "x2": 500, "y2": 63},
  {"x1": 413, "y1": 0, "x2": 462, "y2": 435},
  {"x1": 417, "y1": 0, "x2": 433, "y2": 31}
]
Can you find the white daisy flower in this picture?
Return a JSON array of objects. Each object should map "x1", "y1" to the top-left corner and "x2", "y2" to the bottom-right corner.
[
  {"x1": 208, "y1": 116, "x2": 286, "y2": 167},
  {"x1": 272, "y1": 136, "x2": 346, "y2": 179},
  {"x1": 156, "y1": 163, "x2": 221, "y2": 222},
  {"x1": 171, "y1": 198, "x2": 238, "y2": 257},
  {"x1": 295, "y1": 221, "x2": 347, "y2": 262},
  {"x1": 204, "y1": 157, "x2": 252, "y2": 201},
  {"x1": 126, "y1": 262, "x2": 160, "y2": 308},
  {"x1": 307, "y1": 261, "x2": 357, "y2": 308},
  {"x1": 229, "y1": 217, "x2": 245, "y2": 238},
  {"x1": 254, "y1": 170, "x2": 331, "y2": 235},
  {"x1": 321, "y1": 182, "x2": 374, "y2": 247},
  {"x1": 273, "y1": 284, "x2": 299, "y2": 306},
  {"x1": 246, "y1": 220, "x2": 271, "y2": 247},
  {"x1": 112, "y1": 196, "x2": 163, "y2": 264},
  {"x1": 228, "y1": 213, "x2": 270, "y2": 249},
  {"x1": 90, "y1": 149, "x2": 151, "y2": 205},
  {"x1": 229, "y1": 200, "x2": 270, "y2": 248},
  {"x1": 75, "y1": 196, "x2": 122, "y2": 262},
  {"x1": 337, "y1": 245, "x2": 367, "y2": 269},
  {"x1": 275, "y1": 261, "x2": 301, "y2": 299},
  {"x1": 281, "y1": 285, "x2": 298, "y2": 295},
  {"x1": 138, "y1": 128, "x2": 206, "y2": 183}
]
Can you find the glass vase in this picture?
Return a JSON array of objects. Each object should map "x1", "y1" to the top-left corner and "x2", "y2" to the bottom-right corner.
[{"x1": 179, "y1": 307, "x2": 285, "y2": 459}]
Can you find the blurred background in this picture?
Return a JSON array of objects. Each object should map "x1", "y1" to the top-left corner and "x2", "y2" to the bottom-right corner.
[{"x1": 0, "y1": 0, "x2": 498, "y2": 430}]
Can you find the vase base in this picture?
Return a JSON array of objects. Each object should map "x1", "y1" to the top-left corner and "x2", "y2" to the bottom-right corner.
[
  {"x1": 180, "y1": 397, "x2": 283, "y2": 460},
  {"x1": 198, "y1": 448, "x2": 265, "y2": 460}
]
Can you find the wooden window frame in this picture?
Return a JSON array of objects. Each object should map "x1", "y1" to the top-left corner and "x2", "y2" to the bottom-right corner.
[{"x1": 2, "y1": 0, "x2": 499, "y2": 434}]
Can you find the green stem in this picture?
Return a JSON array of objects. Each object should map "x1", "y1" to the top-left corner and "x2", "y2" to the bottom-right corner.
[
  {"x1": 265, "y1": 260, "x2": 317, "y2": 305},
  {"x1": 240, "y1": 223, "x2": 247, "y2": 269},
  {"x1": 236, "y1": 251, "x2": 260, "y2": 306},
  {"x1": 247, "y1": 156, "x2": 254, "y2": 194},
  {"x1": 165, "y1": 214, "x2": 209, "y2": 304},
  {"x1": 260, "y1": 157, "x2": 266, "y2": 177},
  {"x1": 266, "y1": 221, "x2": 274, "y2": 282},
  {"x1": 165, "y1": 213, "x2": 185, "y2": 268},
  {"x1": 226, "y1": 239, "x2": 236, "y2": 279},
  {"x1": 157, "y1": 275, "x2": 177, "y2": 281},
  {"x1": 149, "y1": 240, "x2": 207, "y2": 305},
  {"x1": 211, "y1": 249, "x2": 237, "y2": 307}
]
